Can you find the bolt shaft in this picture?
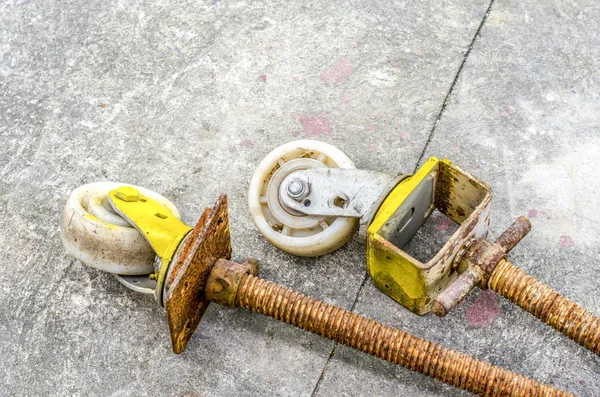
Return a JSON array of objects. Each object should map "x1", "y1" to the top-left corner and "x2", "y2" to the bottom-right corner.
[
  {"x1": 489, "y1": 259, "x2": 600, "y2": 356},
  {"x1": 235, "y1": 274, "x2": 573, "y2": 397}
]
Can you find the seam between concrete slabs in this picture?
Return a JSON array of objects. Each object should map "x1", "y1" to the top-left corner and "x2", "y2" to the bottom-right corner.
[
  {"x1": 414, "y1": 0, "x2": 497, "y2": 173},
  {"x1": 311, "y1": 1, "x2": 497, "y2": 396},
  {"x1": 310, "y1": 273, "x2": 370, "y2": 397}
]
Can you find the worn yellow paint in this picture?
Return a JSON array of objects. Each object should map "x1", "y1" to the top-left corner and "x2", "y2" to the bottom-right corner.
[
  {"x1": 366, "y1": 157, "x2": 493, "y2": 315},
  {"x1": 368, "y1": 157, "x2": 439, "y2": 237},
  {"x1": 85, "y1": 213, "x2": 117, "y2": 229},
  {"x1": 108, "y1": 186, "x2": 191, "y2": 263},
  {"x1": 366, "y1": 157, "x2": 439, "y2": 314},
  {"x1": 109, "y1": 187, "x2": 192, "y2": 302},
  {"x1": 368, "y1": 234, "x2": 428, "y2": 312}
]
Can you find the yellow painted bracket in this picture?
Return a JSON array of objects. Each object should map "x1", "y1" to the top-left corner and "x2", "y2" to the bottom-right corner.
[
  {"x1": 108, "y1": 186, "x2": 192, "y2": 302},
  {"x1": 366, "y1": 157, "x2": 492, "y2": 314}
]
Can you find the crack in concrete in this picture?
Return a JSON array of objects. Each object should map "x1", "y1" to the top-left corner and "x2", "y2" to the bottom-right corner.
[
  {"x1": 311, "y1": 270, "x2": 370, "y2": 397},
  {"x1": 414, "y1": 0, "x2": 497, "y2": 173},
  {"x1": 311, "y1": 1, "x2": 496, "y2": 395}
]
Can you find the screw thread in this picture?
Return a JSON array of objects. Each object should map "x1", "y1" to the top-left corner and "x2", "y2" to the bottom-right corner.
[
  {"x1": 236, "y1": 274, "x2": 573, "y2": 397},
  {"x1": 489, "y1": 259, "x2": 600, "y2": 356}
]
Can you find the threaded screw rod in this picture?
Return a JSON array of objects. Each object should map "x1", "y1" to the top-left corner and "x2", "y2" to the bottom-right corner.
[
  {"x1": 235, "y1": 273, "x2": 573, "y2": 397},
  {"x1": 489, "y1": 259, "x2": 600, "y2": 356},
  {"x1": 437, "y1": 216, "x2": 600, "y2": 357}
]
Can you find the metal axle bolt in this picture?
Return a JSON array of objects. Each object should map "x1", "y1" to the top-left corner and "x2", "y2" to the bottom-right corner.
[{"x1": 286, "y1": 178, "x2": 309, "y2": 200}]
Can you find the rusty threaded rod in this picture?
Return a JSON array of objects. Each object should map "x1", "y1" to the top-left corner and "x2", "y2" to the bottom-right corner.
[
  {"x1": 235, "y1": 273, "x2": 573, "y2": 397},
  {"x1": 489, "y1": 259, "x2": 600, "y2": 356}
]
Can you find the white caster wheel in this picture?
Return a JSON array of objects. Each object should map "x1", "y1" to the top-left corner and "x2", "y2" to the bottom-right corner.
[
  {"x1": 248, "y1": 140, "x2": 359, "y2": 256},
  {"x1": 60, "y1": 182, "x2": 181, "y2": 275}
]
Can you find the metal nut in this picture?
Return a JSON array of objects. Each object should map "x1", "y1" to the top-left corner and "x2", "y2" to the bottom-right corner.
[
  {"x1": 205, "y1": 258, "x2": 259, "y2": 307},
  {"x1": 286, "y1": 178, "x2": 310, "y2": 201}
]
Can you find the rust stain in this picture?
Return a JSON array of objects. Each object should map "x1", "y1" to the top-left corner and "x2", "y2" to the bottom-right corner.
[{"x1": 165, "y1": 194, "x2": 232, "y2": 354}]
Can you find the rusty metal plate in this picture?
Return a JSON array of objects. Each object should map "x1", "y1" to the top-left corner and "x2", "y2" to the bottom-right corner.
[{"x1": 165, "y1": 194, "x2": 232, "y2": 354}]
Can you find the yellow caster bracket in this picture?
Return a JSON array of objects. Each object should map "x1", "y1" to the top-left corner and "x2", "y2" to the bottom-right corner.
[{"x1": 250, "y1": 140, "x2": 600, "y2": 357}]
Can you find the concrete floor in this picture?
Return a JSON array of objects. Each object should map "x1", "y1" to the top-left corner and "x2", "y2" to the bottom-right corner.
[{"x1": 1, "y1": 0, "x2": 599, "y2": 396}]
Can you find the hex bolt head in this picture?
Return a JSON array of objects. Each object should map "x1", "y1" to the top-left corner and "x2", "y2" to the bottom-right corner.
[
  {"x1": 115, "y1": 186, "x2": 140, "y2": 202},
  {"x1": 286, "y1": 178, "x2": 309, "y2": 200}
]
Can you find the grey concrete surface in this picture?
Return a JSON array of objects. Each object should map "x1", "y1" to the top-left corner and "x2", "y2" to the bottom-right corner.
[{"x1": 0, "y1": 0, "x2": 598, "y2": 396}]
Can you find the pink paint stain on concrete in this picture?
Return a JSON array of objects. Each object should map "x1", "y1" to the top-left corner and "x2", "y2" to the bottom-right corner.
[
  {"x1": 365, "y1": 124, "x2": 375, "y2": 132},
  {"x1": 341, "y1": 92, "x2": 351, "y2": 104},
  {"x1": 400, "y1": 132, "x2": 410, "y2": 140},
  {"x1": 466, "y1": 290, "x2": 501, "y2": 328},
  {"x1": 391, "y1": 60, "x2": 401, "y2": 68},
  {"x1": 528, "y1": 209, "x2": 538, "y2": 218},
  {"x1": 320, "y1": 57, "x2": 354, "y2": 85},
  {"x1": 229, "y1": 145, "x2": 237, "y2": 153},
  {"x1": 291, "y1": 131, "x2": 300, "y2": 137},
  {"x1": 558, "y1": 235, "x2": 574, "y2": 248},
  {"x1": 500, "y1": 105, "x2": 516, "y2": 117},
  {"x1": 450, "y1": 145, "x2": 460, "y2": 153},
  {"x1": 350, "y1": 40, "x2": 359, "y2": 48},
  {"x1": 294, "y1": 115, "x2": 332, "y2": 136},
  {"x1": 541, "y1": 210, "x2": 552, "y2": 220},
  {"x1": 293, "y1": 75, "x2": 301, "y2": 81},
  {"x1": 240, "y1": 140, "x2": 253, "y2": 148},
  {"x1": 257, "y1": 75, "x2": 267, "y2": 82},
  {"x1": 435, "y1": 218, "x2": 453, "y2": 232},
  {"x1": 367, "y1": 143, "x2": 376, "y2": 151}
]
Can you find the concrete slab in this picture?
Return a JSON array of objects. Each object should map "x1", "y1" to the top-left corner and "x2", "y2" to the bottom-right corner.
[
  {"x1": 0, "y1": 0, "x2": 494, "y2": 396},
  {"x1": 315, "y1": 0, "x2": 600, "y2": 396}
]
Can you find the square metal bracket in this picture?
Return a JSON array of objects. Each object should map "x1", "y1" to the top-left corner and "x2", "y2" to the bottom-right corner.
[{"x1": 366, "y1": 157, "x2": 492, "y2": 314}]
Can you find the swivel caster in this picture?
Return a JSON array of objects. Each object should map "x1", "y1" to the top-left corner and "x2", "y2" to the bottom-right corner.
[
  {"x1": 248, "y1": 140, "x2": 361, "y2": 256},
  {"x1": 60, "y1": 182, "x2": 182, "y2": 295}
]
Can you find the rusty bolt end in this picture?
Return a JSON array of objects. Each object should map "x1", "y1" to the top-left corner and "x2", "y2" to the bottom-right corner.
[
  {"x1": 495, "y1": 216, "x2": 531, "y2": 253},
  {"x1": 431, "y1": 301, "x2": 448, "y2": 317},
  {"x1": 441, "y1": 216, "x2": 531, "y2": 314},
  {"x1": 240, "y1": 258, "x2": 259, "y2": 276},
  {"x1": 433, "y1": 269, "x2": 481, "y2": 316},
  {"x1": 206, "y1": 258, "x2": 260, "y2": 308},
  {"x1": 115, "y1": 186, "x2": 140, "y2": 202}
]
